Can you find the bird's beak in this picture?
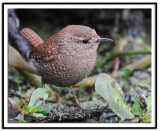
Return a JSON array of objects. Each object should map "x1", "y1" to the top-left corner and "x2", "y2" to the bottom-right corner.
[{"x1": 97, "y1": 37, "x2": 113, "y2": 43}]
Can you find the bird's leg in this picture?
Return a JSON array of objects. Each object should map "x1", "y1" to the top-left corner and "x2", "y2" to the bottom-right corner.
[
  {"x1": 70, "y1": 86, "x2": 89, "y2": 112},
  {"x1": 39, "y1": 78, "x2": 47, "y2": 105},
  {"x1": 41, "y1": 78, "x2": 46, "y2": 88},
  {"x1": 70, "y1": 86, "x2": 79, "y2": 105},
  {"x1": 70, "y1": 86, "x2": 80, "y2": 107}
]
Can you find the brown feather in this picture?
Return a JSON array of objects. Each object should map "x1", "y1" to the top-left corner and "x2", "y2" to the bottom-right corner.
[
  {"x1": 29, "y1": 33, "x2": 59, "y2": 61},
  {"x1": 20, "y1": 28, "x2": 44, "y2": 47}
]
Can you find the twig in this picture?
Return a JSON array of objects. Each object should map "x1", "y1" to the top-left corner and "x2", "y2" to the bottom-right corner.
[
  {"x1": 124, "y1": 55, "x2": 151, "y2": 71},
  {"x1": 74, "y1": 75, "x2": 98, "y2": 88}
]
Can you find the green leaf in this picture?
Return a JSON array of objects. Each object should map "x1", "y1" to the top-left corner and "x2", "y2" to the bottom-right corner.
[
  {"x1": 146, "y1": 97, "x2": 151, "y2": 113},
  {"x1": 15, "y1": 113, "x2": 27, "y2": 123},
  {"x1": 14, "y1": 118, "x2": 27, "y2": 123},
  {"x1": 62, "y1": 100, "x2": 72, "y2": 104},
  {"x1": 29, "y1": 107, "x2": 38, "y2": 113},
  {"x1": 132, "y1": 97, "x2": 146, "y2": 116},
  {"x1": 13, "y1": 76, "x2": 22, "y2": 84},
  {"x1": 111, "y1": 80, "x2": 124, "y2": 98},
  {"x1": 92, "y1": 116, "x2": 97, "y2": 120},
  {"x1": 28, "y1": 88, "x2": 48, "y2": 108},
  {"x1": 37, "y1": 105, "x2": 53, "y2": 115},
  {"x1": 114, "y1": 68, "x2": 132, "y2": 77},
  {"x1": 32, "y1": 113, "x2": 44, "y2": 117},
  {"x1": 21, "y1": 105, "x2": 28, "y2": 111},
  {"x1": 142, "y1": 118, "x2": 151, "y2": 123},
  {"x1": 95, "y1": 73, "x2": 134, "y2": 121}
]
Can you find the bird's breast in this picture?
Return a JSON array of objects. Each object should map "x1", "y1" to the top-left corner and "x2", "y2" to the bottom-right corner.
[{"x1": 34, "y1": 50, "x2": 97, "y2": 87}]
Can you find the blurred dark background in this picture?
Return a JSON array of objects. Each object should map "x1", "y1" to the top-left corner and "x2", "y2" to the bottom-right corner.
[{"x1": 15, "y1": 9, "x2": 151, "y2": 42}]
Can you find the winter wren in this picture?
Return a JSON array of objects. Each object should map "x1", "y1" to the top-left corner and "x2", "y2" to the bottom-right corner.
[{"x1": 21, "y1": 25, "x2": 113, "y2": 87}]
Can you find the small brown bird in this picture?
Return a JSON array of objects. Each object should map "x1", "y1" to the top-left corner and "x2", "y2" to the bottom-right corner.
[{"x1": 21, "y1": 25, "x2": 113, "y2": 106}]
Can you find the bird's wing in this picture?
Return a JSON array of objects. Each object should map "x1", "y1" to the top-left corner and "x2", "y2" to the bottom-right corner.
[
  {"x1": 29, "y1": 38, "x2": 59, "y2": 61},
  {"x1": 20, "y1": 28, "x2": 44, "y2": 47}
]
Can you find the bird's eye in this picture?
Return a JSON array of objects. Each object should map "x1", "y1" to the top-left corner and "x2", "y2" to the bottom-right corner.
[{"x1": 82, "y1": 40, "x2": 88, "y2": 44}]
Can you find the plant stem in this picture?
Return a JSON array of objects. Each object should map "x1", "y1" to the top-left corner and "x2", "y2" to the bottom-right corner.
[{"x1": 107, "y1": 50, "x2": 151, "y2": 59}]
